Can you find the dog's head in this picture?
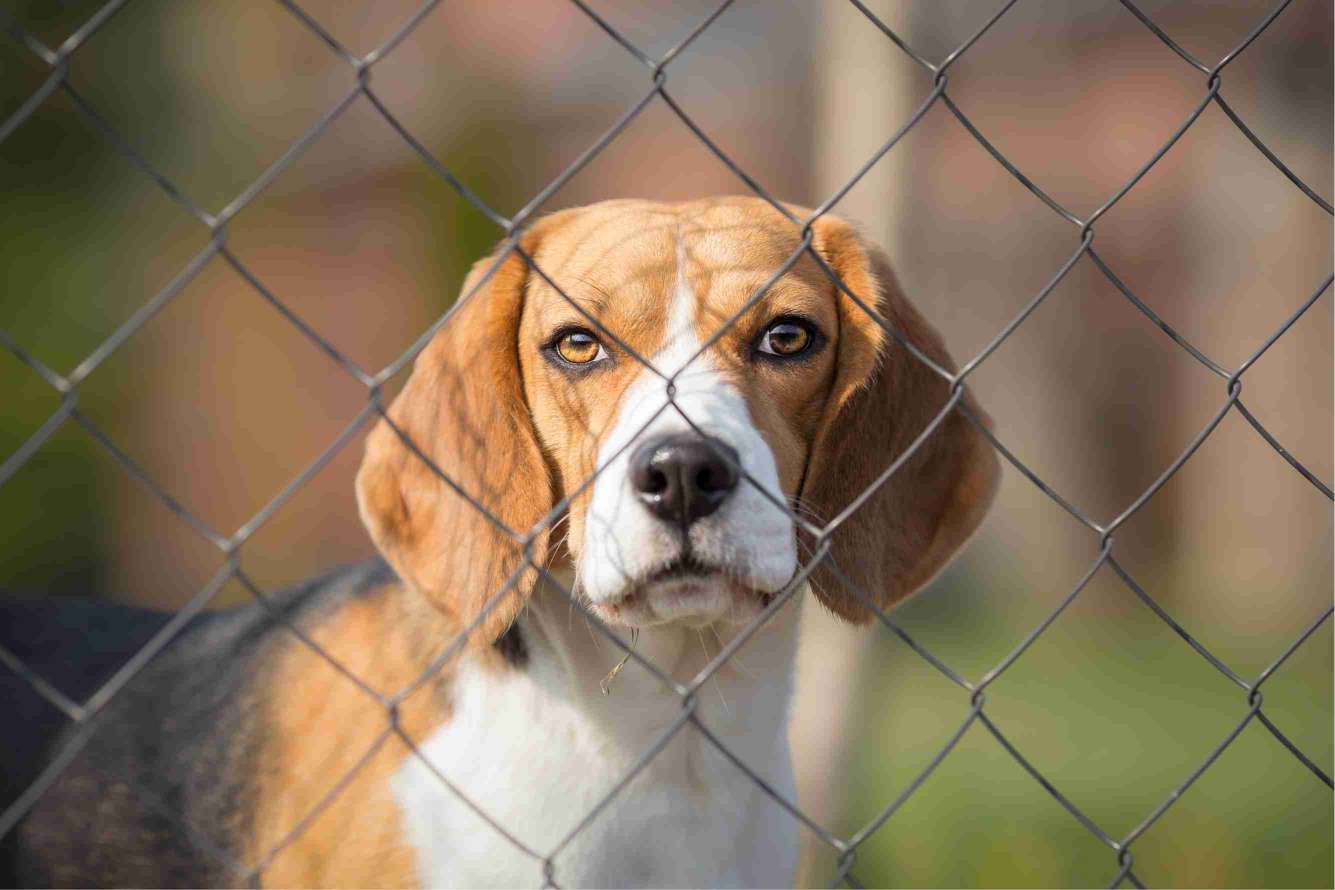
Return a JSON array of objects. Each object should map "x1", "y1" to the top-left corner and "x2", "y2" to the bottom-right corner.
[{"x1": 356, "y1": 197, "x2": 998, "y2": 642}]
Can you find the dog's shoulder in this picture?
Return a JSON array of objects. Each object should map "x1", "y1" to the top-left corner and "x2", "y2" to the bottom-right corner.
[{"x1": 6, "y1": 559, "x2": 394, "y2": 888}]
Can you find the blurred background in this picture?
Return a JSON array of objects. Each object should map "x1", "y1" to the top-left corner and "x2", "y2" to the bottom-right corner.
[{"x1": 1, "y1": 0, "x2": 1330, "y2": 886}]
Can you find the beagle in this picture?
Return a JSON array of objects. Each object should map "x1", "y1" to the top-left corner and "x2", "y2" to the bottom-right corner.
[{"x1": 8, "y1": 197, "x2": 998, "y2": 888}]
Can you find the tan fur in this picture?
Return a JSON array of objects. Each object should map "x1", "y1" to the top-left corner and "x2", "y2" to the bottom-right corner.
[
  {"x1": 514, "y1": 199, "x2": 842, "y2": 562},
  {"x1": 358, "y1": 194, "x2": 997, "y2": 629},
  {"x1": 332, "y1": 196, "x2": 997, "y2": 882},
  {"x1": 356, "y1": 228, "x2": 558, "y2": 650},
  {"x1": 799, "y1": 214, "x2": 1001, "y2": 620},
  {"x1": 250, "y1": 580, "x2": 527, "y2": 888}
]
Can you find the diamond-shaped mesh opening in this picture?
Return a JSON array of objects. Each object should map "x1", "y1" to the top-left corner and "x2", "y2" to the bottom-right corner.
[
  {"x1": 846, "y1": 716, "x2": 1117, "y2": 887},
  {"x1": 1, "y1": 1, "x2": 1330, "y2": 887}
]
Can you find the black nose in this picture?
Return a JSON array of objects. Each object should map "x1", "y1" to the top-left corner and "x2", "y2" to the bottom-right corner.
[{"x1": 629, "y1": 434, "x2": 740, "y2": 527}]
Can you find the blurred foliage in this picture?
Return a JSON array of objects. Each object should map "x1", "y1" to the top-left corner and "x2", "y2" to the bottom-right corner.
[
  {"x1": 844, "y1": 559, "x2": 1333, "y2": 888},
  {"x1": 0, "y1": 2, "x2": 163, "y2": 596}
]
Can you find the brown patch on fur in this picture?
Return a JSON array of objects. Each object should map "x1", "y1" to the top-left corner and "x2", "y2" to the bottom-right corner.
[
  {"x1": 250, "y1": 582, "x2": 504, "y2": 888},
  {"x1": 799, "y1": 214, "x2": 1001, "y2": 620},
  {"x1": 356, "y1": 225, "x2": 560, "y2": 649}
]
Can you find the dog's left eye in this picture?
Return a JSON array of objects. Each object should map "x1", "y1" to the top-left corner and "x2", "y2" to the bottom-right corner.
[
  {"x1": 756, "y1": 318, "x2": 815, "y2": 358},
  {"x1": 552, "y1": 329, "x2": 607, "y2": 366}
]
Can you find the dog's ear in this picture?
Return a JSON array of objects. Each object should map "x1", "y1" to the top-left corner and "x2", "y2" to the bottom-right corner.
[
  {"x1": 356, "y1": 235, "x2": 554, "y2": 647},
  {"x1": 799, "y1": 216, "x2": 1000, "y2": 623}
]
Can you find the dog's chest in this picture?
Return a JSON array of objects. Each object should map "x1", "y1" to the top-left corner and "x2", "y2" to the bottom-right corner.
[{"x1": 389, "y1": 641, "x2": 798, "y2": 888}]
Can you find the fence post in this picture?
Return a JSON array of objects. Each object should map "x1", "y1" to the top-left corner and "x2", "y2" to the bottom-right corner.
[{"x1": 791, "y1": 6, "x2": 924, "y2": 884}]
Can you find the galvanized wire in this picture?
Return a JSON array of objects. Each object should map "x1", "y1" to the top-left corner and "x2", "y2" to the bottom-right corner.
[{"x1": 1, "y1": 1, "x2": 1331, "y2": 887}]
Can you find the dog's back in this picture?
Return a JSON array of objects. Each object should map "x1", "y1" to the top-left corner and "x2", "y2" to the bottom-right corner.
[{"x1": 0, "y1": 563, "x2": 390, "y2": 888}]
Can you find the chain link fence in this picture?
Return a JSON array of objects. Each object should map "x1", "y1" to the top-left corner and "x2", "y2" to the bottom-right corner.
[{"x1": 1, "y1": 0, "x2": 1331, "y2": 887}]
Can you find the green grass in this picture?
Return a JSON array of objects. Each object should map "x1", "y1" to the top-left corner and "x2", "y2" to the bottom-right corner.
[{"x1": 842, "y1": 562, "x2": 1333, "y2": 888}]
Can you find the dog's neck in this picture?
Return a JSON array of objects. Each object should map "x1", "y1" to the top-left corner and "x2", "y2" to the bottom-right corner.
[
  {"x1": 513, "y1": 566, "x2": 803, "y2": 751},
  {"x1": 389, "y1": 568, "x2": 801, "y2": 885},
  {"x1": 391, "y1": 568, "x2": 806, "y2": 886}
]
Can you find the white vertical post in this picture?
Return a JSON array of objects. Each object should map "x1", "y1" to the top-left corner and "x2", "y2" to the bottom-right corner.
[{"x1": 791, "y1": 4, "x2": 919, "y2": 884}]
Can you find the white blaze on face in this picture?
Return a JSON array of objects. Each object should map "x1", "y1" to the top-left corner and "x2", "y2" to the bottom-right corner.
[{"x1": 578, "y1": 241, "x2": 798, "y2": 606}]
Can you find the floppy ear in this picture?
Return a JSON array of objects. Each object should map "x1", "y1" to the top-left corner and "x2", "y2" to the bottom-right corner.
[
  {"x1": 799, "y1": 216, "x2": 1000, "y2": 623},
  {"x1": 356, "y1": 236, "x2": 555, "y2": 647}
]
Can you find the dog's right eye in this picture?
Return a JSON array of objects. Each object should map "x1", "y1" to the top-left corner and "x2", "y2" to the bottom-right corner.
[
  {"x1": 754, "y1": 316, "x2": 821, "y2": 361},
  {"x1": 551, "y1": 329, "x2": 607, "y2": 366}
]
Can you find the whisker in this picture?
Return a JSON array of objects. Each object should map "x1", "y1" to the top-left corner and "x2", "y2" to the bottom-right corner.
[
  {"x1": 695, "y1": 627, "x2": 714, "y2": 661},
  {"x1": 712, "y1": 675, "x2": 732, "y2": 717}
]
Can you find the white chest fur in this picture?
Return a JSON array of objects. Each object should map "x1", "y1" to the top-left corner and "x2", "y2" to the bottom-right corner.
[{"x1": 390, "y1": 585, "x2": 803, "y2": 888}]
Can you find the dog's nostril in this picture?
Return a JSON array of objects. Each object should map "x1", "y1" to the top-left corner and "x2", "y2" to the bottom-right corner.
[
  {"x1": 696, "y1": 464, "x2": 732, "y2": 494},
  {"x1": 641, "y1": 467, "x2": 668, "y2": 495}
]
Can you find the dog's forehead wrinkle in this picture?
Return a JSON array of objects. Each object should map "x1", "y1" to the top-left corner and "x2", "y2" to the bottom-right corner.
[
  {"x1": 531, "y1": 206, "x2": 827, "y2": 374},
  {"x1": 534, "y1": 211, "x2": 676, "y2": 290}
]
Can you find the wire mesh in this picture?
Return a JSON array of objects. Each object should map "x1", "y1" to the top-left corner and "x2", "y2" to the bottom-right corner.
[{"x1": 1, "y1": 1, "x2": 1331, "y2": 887}]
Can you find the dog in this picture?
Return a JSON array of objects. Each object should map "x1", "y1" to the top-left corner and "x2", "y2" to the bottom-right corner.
[{"x1": 4, "y1": 196, "x2": 999, "y2": 888}]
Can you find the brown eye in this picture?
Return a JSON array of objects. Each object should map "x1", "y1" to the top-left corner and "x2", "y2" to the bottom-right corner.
[
  {"x1": 758, "y1": 320, "x2": 814, "y2": 358},
  {"x1": 554, "y1": 329, "x2": 606, "y2": 365}
]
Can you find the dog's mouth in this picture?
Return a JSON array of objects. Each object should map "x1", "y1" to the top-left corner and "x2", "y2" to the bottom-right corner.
[
  {"x1": 644, "y1": 555, "x2": 715, "y2": 584},
  {"x1": 591, "y1": 554, "x2": 775, "y2": 627}
]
